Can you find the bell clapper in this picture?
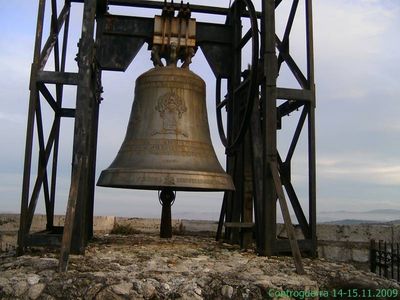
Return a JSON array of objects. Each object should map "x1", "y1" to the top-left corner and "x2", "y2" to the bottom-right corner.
[{"x1": 159, "y1": 188, "x2": 176, "y2": 238}]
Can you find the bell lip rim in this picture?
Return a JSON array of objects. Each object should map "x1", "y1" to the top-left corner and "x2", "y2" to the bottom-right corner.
[
  {"x1": 96, "y1": 183, "x2": 234, "y2": 192},
  {"x1": 97, "y1": 168, "x2": 235, "y2": 191}
]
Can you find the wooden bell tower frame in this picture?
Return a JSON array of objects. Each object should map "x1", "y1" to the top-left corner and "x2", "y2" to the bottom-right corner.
[{"x1": 17, "y1": 0, "x2": 316, "y2": 272}]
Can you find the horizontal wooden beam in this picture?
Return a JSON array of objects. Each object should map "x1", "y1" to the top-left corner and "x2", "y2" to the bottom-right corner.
[
  {"x1": 225, "y1": 222, "x2": 254, "y2": 229},
  {"x1": 37, "y1": 71, "x2": 79, "y2": 85},
  {"x1": 60, "y1": 108, "x2": 76, "y2": 118},
  {"x1": 26, "y1": 232, "x2": 62, "y2": 248},
  {"x1": 99, "y1": 15, "x2": 153, "y2": 38},
  {"x1": 72, "y1": 0, "x2": 262, "y2": 18},
  {"x1": 275, "y1": 239, "x2": 313, "y2": 253},
  {"x1": 277, "y1": 88, "x2": 312, "y2": 101}
]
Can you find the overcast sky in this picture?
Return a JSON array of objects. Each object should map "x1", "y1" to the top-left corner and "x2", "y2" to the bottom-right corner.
[{"x1": 0, "y1": 0, "x2": 399, "y2": 222}]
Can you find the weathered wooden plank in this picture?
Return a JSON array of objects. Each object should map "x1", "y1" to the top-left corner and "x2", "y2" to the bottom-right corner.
[
  {"x1": 60, "y1": 108, "x2": 75, "y2": 118},
  {"x1": 73, "y1": 0, "x2": 262, "y2": 18},
  {"x1": 277, "y1": 88, "x2": 312, "y2": 101},
  {"x1": 59, "y1": 157, "x2": 82, "y2": 272},
  {"x1": 242, "y1": 133, "x2": 253, "y2": 248},
  {"x1": 26, "y1": 233, "x2": 62, "y2": 248},
  {"x1": 37, "y1": 71, "x2": 78, "y2": 85},
  {"x1": 250, "y1": 97, "x2": 264, "y2": 253},
  {"x1": 260, "y1": 0, "x2": 278, "y2": 257},
  {"x1": 270, "y1": 162, "x2": 305, "y2": 274},
  {"x1": 69, "y1": 0, "x2": 97, "y2": 255},
  {"x1": 306, "y1": 0, "x2": 317, "y2": 257},
  {"x1": 224, "y1": 222, "x2": 254, "y2": 229}
]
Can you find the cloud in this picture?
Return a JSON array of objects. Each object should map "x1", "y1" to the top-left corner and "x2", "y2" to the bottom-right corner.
[
  {"x1": 0, "y1": 112, "x2": 25, "y2": 124},
  {"x1": 318, "y1": 155, "x2": 400, "y2": 186},
  {"x1": 314, "y1": 0, "x2": 400, "y2": 103}
]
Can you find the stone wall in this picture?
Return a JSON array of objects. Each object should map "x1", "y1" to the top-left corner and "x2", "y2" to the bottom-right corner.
[
  {"x1": 318, "y1": 224, "x2": 399, "y2": 263},
  {"x1": 1, "y1": 214, "x2": 399, "y2": 269},
  {"x1": 0, "y1": 214, "x2": 116, "y2": 251}
]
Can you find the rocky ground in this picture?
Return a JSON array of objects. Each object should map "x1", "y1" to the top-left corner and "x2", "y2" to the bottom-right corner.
[{"x1": 0, "y1": 233, "x2": 399, "y2": 299}]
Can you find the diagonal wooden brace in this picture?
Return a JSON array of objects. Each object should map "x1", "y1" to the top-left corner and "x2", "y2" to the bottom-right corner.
[
  {"x1": 270, "y1": 161, "x2": 305, "y2": 275},
  {"x1": 58, "y1": 157, "x2": 83, "y2": 272}
]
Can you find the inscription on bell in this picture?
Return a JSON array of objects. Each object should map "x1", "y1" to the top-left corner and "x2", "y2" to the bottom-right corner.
[
  {"x1": 137, "y1": 78, "x2": 204, "y2": 93},
  {"x1": 164, "y1": 174, "x2": 175, "y2": 185},
  {"x1": 124, "y1": 139, "x2": 214, "y2": 157},
  {"x1": 153, "y1": 91, "x2": 188, "y2": 137}
]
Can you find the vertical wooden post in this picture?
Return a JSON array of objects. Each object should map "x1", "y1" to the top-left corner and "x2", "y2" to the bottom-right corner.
[
  {"x1": 370, "y1": 239, "x2": 376, "y2": 273},
  {"x1": 260, "y1": 0, "x2": 278, "y2": 256},
  {"x1": 391, "y1": 242, "x2": 394, "y2": 280},
  {"x1": 384, "y1": 241, "x2": 388, "y2": 278},
  {"x1": 230, "y1": 0, "x2": 244, "y2": 244},
  {"x1": 397, "y1": 243, "x2": 399, "y2": 282},
  {"x1": 378, "y1": 240, "x2": 382, "y2": 276},
  {"x1": 250, "y1": 97, "x2": 264, "y2": 253},
  {"x1": 18, "y1": 0, "x2": 47, "y2": 256},
  {"x1": 306, "y1": 0, "x2": 317, "y2": 257},
  {"x1": 69, "y1": 0, "x2": 97, "y2": 254},
  {"x1": 242, "y1": 132, "x2": 253, "y2": 248}
]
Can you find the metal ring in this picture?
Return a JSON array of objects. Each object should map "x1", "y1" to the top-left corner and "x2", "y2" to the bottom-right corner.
[{"x1": 215, "y1": 0, "x2": 259, "y2": 153}]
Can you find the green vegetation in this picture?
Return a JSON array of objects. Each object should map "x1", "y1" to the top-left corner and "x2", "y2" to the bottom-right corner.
[{"x1": 110, "y1": 223, "x2": 141, "y2": 235}]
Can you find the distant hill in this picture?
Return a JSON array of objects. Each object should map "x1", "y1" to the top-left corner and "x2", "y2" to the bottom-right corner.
[
  {"x1": 321, "y1": 219, "x2": 400, "y2": 225},
  {"x1": 322, "y1": 219, "x2": 378, "y2": 225},
  {"x1": 318, "y1": 209, "x2": 400, "y2": 224},
  {"x1": 319, "y1": 209, "x2": 400, "y2": 215},
  {"x1": 386, "y1": 219, "x2": 400, "y2": 225}
]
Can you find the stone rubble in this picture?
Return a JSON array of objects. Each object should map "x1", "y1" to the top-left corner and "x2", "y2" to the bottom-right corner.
[{"x1": 0, "y1": 233, "x2": 399, "y2": 299}]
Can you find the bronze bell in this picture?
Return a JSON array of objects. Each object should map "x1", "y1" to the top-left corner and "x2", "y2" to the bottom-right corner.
[
  {"x1": 97, "y1": 65, "x2": 234, "y2": 237},
  {"x1": 98, "y1": 65, "x2": 234, "y2": 191}
]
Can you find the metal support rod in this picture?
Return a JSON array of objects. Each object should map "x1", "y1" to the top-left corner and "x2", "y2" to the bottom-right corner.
[{"x1": 159, "y1": 189, "x2": 175, "y2": 238}]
